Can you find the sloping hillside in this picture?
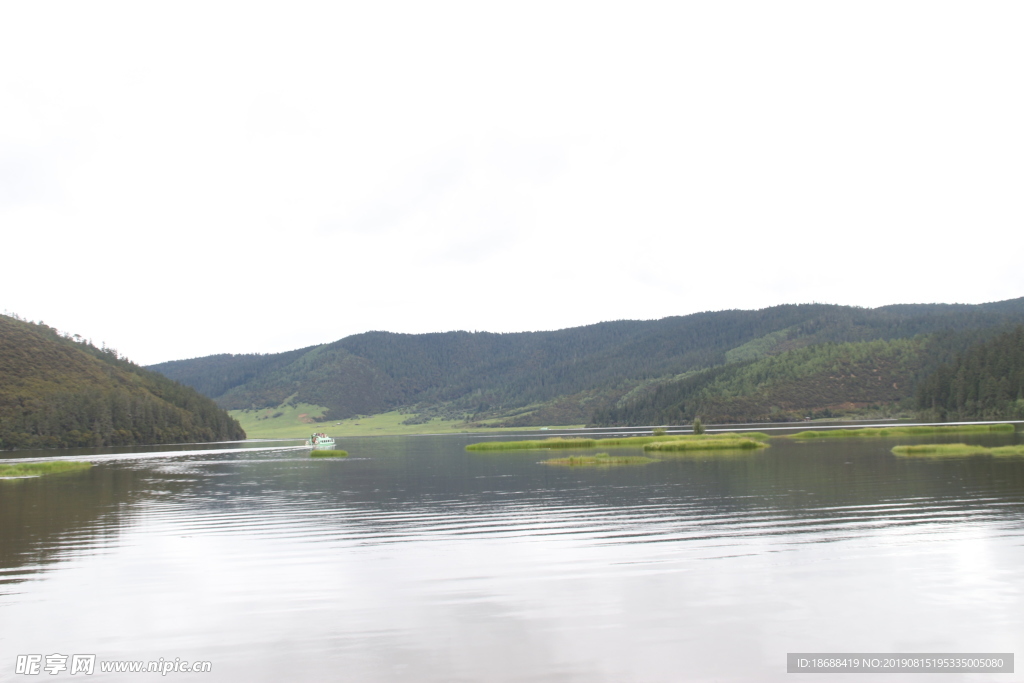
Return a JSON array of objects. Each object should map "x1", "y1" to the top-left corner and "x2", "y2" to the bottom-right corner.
[
  {"x1": 593, "y1": 338, "x2": 928, "y2": 424},
  {"x1": 0, "y1": 315, "x2": 245, "y2": 449},
  {"x1": 148, "y1": 299, "x2": 1024, "y2": 428}
]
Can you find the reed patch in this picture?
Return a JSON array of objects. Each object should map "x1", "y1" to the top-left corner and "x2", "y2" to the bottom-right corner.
[
  {"x1": 789, "y1": 424, "x2": 1015, "y2": 439},
  {"x1": 542, "y1": 453, "x2": 657, "y2": 467},
  {"x1": 466, "y1": 432, "x2": 771, "y2": 451},
  {"x1": 310, "y1": 449, "x2": 349, "y2": 458},
  {"x1": 643, "y1": 437, "x2": 768, "y2": 452},
  {"x1": 467, "y1": 438, "x2": 598, "y2": 451},
  {"x1": 0, "y1": 461, "x2": 92, "y2": 478},
  {"x1": 892, "y1": 443, "x2": 1024, "y2": 458}
]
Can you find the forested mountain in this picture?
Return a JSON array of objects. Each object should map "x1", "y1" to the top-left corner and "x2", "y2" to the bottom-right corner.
[
  {"x1": 0, "y1": 315, "x2": 245, "y2": 449},
  {"x1": 916, "y1": 325, "x2": 1024, "y2": 421},
  {"x1": 594, "y1": 338, "x2": 925, "y2": 425},
  {"x1": 149, "y1": 298, "x2": 1024, "y2": 427},
  {"x1": 149, "y1": 347, "x2": 315, "y2": 399}
]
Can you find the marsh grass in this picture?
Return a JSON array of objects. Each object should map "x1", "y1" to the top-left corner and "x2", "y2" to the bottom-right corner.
[
  {"x1": 466, "y1": 432, "x2": 771, "y2": 451},
  {"x1": 643, "y1": 437, "x2": 768, "y2": 452},
  {"x1": 0, "y1": 461, "x2": 92, "y2": 478},
  {"x1": 650, "y1": 448, "x2": 768, "y2": 459},
  {"x1": 466, "y1": 438, "x2": 598, "y2": 451},
  {"x1": 310, "y1": 449, "x2": 348, "y2": 458},
  {"x1": 543, "y1": 453, "x2": 657, "y2": 467},
  {"x1": 589, "y1": 436, "x2": 677, "y2": 447},
  {"x1": 892, "y1": 443, "x2": 1024, "y2": 458},
  {"x1": 789, "y1": 424, "x2": 1015, "y2": 440}
]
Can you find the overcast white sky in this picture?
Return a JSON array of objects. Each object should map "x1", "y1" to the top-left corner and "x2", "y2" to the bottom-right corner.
[{"x1": 2, "y1": 2, "x2": 1022, "y2": 365}]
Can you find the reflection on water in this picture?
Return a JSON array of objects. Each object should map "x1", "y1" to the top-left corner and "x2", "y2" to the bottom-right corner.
[{"x1": 2, "y1": 431, "x2": 1023, "y2": 681}]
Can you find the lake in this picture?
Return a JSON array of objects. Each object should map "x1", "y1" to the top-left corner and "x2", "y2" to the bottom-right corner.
[{"x1": 2, "y1": 427, "x2": 1023, "y2": 681}]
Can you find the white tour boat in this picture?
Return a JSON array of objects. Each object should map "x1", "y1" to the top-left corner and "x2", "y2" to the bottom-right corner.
[{"x1": 307, "y1": 432, "x2": 335, "y2": 449}]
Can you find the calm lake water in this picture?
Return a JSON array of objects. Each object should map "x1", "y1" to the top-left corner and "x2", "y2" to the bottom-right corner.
[{"x1": 2, "y1": 427, "x2": 1024, "y2": 682}]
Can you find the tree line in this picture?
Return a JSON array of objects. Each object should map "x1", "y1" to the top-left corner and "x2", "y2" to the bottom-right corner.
[{"x1": 917, "y1": 325, "x2": 1024, "y2": 421}]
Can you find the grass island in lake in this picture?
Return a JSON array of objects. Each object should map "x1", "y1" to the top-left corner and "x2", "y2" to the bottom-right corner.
[
  {"x1": 0, "y1": 461, "x2": 92, "y2": 478},
  {"x1": 643, "y1": 437, "x2": 768, "y2": 452},
  {"x1": 310, "y1": 449, "x2": 348, "y2": 458},
  {"x1": 466, "y1": 432, "x2": 771, "y2": 452},
  {"x1": 542, "y1": 453, "x2": 658, "y2": 467},
  {"x1": 788, "y1": 423, "x2": 1015, "y2": 439},
  {"x1": 892, "y1": 443, "x2": 1024, "y2": 458}
]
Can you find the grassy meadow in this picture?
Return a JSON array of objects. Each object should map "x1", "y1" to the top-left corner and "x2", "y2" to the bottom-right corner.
[{"x1": 232, "y1": 404, "x2": 583, "y2": 439}]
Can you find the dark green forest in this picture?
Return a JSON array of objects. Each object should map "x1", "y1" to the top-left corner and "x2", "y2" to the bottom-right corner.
[
  {"x1": 917, "y1": 325, "x2": 1024, "y2": 421},
  {"x1": 149, "y1": 299, "x2": 1024, "y2": 426},
  {"x1": 0, "y1": 315, "x2": 245, "y2": 449}
]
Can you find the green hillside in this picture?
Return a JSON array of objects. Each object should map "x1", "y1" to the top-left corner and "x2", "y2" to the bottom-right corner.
[
  {"x1": 148, "y1": 299, "x2": 1024, "y2": 431},
  {"x1": 0, "y1": 315, "x2": 245, "y2": 449},
  {"x1": 593, "y1": 338, "x2": 929, "y2": 425}
]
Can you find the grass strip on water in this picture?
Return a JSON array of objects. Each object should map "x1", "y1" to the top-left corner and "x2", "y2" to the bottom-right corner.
[
  {"x1": 716, "y1": 431, "x2": 771, "y2": 441},
  {"x1": 594, "y1": 432, "x2": 770, "y2": 446},
  {"x1": 466, "y1": 432, "x2": 771, "y2": 451},
  {"x1": 542, "y1": 453, "x2": 658, "y2": 467},
  {"x1": 0, "y1": 461, "x2": 92, "y2": 478},
  {"x1": 892, "y1": 443, "x2": 1024, "y2": 458},
  {"x1": 467, "y1": 438, "x2": 598, "y2": 451},
  {"x1": 643, "y1": 437, "x2": 768, "y2": 452},
  {"x1": 310, "y1": 449, "x2": 349, "y2": 458},
  {"x1": 788, "y1": 424, "x2": 1015, "y2": 439},
  {"x1": 648, "y1": 448, "x2": 769, "y2": 459}
]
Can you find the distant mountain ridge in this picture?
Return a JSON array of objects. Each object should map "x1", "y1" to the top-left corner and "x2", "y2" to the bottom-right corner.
[
  {"x1": 148, "y1": 298, "x2": 1024, "y2": 426},
  {"x1": 0, "y1": 315, "x2": 245, "y2": 449}
]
